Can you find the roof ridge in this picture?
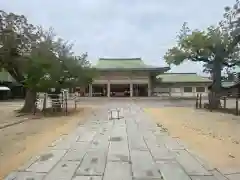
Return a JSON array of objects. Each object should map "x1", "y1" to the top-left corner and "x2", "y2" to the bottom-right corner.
[
  {"x1": 99, "y1": 58, "x2": 142, "y2": 61},
  {"x1": 163, "y1": 73, "x2": 197, "y2": 75}
]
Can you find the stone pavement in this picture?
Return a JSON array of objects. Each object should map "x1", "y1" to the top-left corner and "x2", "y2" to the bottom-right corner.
[{"x1": 4, "y1": 103, "x2": 240, "y2": 180}]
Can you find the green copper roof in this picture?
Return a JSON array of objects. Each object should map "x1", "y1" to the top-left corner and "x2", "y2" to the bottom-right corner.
[
  {"x1": 156, "y1": 73, "x2": 212, "y2": 83},
  {"x1": 94, "y1": 58, "x2": 165, "y2": 70}
]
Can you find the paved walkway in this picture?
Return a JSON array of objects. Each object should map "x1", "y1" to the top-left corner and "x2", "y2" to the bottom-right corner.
[{"x1": 4, "y1": 103, "x2": 239, "y2": 180}]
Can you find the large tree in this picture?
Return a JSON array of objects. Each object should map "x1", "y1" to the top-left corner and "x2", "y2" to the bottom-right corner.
[
  {"x1": 164, "y1": 1, "x2": 240, "y2": 108},
  {"x1": 0, "y1": 10, "x2": 95, "y2": 113}
]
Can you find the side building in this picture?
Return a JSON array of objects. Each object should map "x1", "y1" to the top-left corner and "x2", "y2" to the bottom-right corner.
[
  {"x1": 155, "y1": 73, "x2": 212, "y2": 97},
  {"x1": 0, "y1": 68, "x2": 25, "y2": 100}
]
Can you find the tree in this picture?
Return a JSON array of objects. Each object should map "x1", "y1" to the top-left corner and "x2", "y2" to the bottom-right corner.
[
  {"x1": 0, "y1": 10, "x2": 96, "y2": 113},
  {"x1": 164, "y1": 1, "x2": 240, "y2": 109}
]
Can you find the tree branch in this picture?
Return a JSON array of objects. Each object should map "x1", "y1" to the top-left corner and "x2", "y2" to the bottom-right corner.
[
  {"x1": 191, "y1": 56, "x2": 211, "y2": 63},
  {"x1": 190, "y1": 54, "x2": 240, "y2": 68},
  {"x1": 225, "y1": 34, "x2": 240, "y2": 57},
  {"x1": 223, "y1": 60, "x2": 240, "y2": 67}
]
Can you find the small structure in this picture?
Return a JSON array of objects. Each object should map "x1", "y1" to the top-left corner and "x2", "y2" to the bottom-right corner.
[
  {"x1": 0, "y1": 68, "x2": 25, "y2": 99},
  {"x1": 108, "y1": 108, "x2": 122, "y2": 120},
  {"x1": 0, "y1": 86, "x2": 10, "y2": 100}
]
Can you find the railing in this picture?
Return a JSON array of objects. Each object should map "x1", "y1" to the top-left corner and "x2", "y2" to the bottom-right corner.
[
  {"x1": 34, "y1": 91, "x2": 78, "y2": 115},
  {"x1": 196, "y1": 92, "x2": 240, "y2": 116}
]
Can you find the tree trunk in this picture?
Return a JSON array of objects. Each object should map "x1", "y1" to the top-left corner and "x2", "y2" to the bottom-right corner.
[
  {"x1": 20, "y1": 89, "x2": 37, "y2": 113},
  {"x1": 208, "y1": 91, "x2": 221, "y2": 110},
  {"x1": 42, "y1": 93, "x2": 47, "y2": 111},
  {"x1": 209, "y1": 58, "x2": 222, "y2": 109}
]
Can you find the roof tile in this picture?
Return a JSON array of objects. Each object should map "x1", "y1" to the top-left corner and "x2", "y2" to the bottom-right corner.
[
  {"x1": 156, "y1": 73, "x2": 212, "y2": 83},
  {"x1": 94, "y1": 58, "x2": 156, "y2": 69}
]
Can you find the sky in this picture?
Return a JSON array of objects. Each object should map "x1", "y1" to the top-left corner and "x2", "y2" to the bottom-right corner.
[{"x1": 0, "y1": 0, "x2": 236, "y2": 75}]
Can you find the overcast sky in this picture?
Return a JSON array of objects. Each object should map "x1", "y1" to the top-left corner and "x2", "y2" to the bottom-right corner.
[{"x1": 1, "y1": 0, "x2": 236, "y2": 75}]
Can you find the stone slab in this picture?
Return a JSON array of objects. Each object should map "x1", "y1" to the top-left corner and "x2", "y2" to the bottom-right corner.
[
  {"x1": 18, "y1": 154, "x2": 41, "y2": 171},
  {"x1": 77, "y1": 130, "x2": 97, "y2": 142},
  {"x1": 128, "y1": 132, "x2": 148, "y2": 151},
  {"x1": 133, "y1": 179, "x2": 164, "y2": 180},
  {"x1": 90, "y1": 131, "x2": 111, "y2": 150},
  {"x1": 187, "y1": 150, "x2": 215, "y2": 171},
  {"x1": 70, "y1": 142, "x2": 90, "y2": 150},
  {"x1": 174, "y1": 150, "x2": 211, "y2": 176},
  {"x1": 146, "y1": 140, "x2": 175, "y2": 161},
  {"x1": 111, "y1": 125, "x2": 127, "y2": 135},
  {"x1": 44, "y1": 161, "x2": 80, "y2": 180},
  {"x1": 154, "y1": 129, "x2": 169, "y2": 137},
  {"x1": 48, "y1": 135, "x2": 67, "y2": 147},
  {"x1": 125, "y1": 119, "x2": 137, "y2": 128},
  {"x1": 138, "y1": 122, "x2": 157, "y2": 131},
  {"x1": 4, "y1": 172, "x2": 46, "y2": 180},
  {"x1": 142, "y1": 130, "x2": 157, "y2": 142},
  {"x1": 209, "y1": 170, "x2": 228, "y2": 180},
  {"x1": 26, "y1": 150, "x2": 67, "y2": 173},
  {"x1": 190, "y1": 176, "x2": 218, "y2": 180},
  {"x1": 62, "y1": 149, "x2": 86, "y2": 161},
  {"x1": 218, "y1": 167, "x2": 240, "y2": 175},
  {"x1": 3, "y1": 172, "x2": 17, "y2": 180},
  {"x1": 50, "y1": 141, "x2": 73, "y2": 150},
  {"x1": 156, "y1": 160, "x2": 191, "y2": 180},
  {"x1": 72, "y1": 176, "x2": 102, "y2": 180},
  {"x1": 225, "y1": 173, "x2": 240, "y2": 180},
  {"x1": 113, "y1": 119, "x2": 126, "y2": 127},
  {"x1": 76, "y1": 149, "x2": 107, "y2": 176},
  {"x1": 131, "y1": 150, "x2": 161, "y2": 179},
  {"x1": 162, "y1": 137, "x2": 185, "y2": 150},
  {"x1": 99, "y1": 121, "x2": 113, "y2": 130},
  {"x1": 108, "y1": 141, "x2": 130, "y2": 162},
  {"x1": 49, "y1": 134, "x2": 79, "y2": 150},
  {"x1": 152, "y1": 148, "x2": 175, "y2": 161},
  {"x1": 103, "y1": 162, "x2": 132, "y2": 180},
  {"x1": 62, "y1": 142, "x2": 89, "y2": 161}
]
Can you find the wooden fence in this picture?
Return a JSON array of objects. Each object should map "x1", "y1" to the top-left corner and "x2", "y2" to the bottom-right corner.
[
  {"x1": 34, "y1": 91, "x2": 78, "y2": 115},
  {"x1": 196, "y1": 93, "x2": 240, "y2": 116}
]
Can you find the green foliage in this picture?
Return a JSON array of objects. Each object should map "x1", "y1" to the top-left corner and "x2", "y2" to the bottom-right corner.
[
  {"x1": 164, "y1": 1, "x2": 240, "y2": 71},
  {"x1": 0, "y1": 10, "x2": 96, "y2": 93}
]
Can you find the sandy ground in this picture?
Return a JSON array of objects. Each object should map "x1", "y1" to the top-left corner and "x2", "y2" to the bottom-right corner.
[
  {"x1": 0, "y1": 101, "x2": 24, "y2": 128},
  {"x1": 0, "y1": 104, "x2": 94, "y2": 179},
  {"x1": 145, "y1": 107, "x2": 240, "y2": 171}
]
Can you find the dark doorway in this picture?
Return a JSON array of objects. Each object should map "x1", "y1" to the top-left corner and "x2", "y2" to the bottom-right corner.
[
  {"x1": 92, "y1": 84, "x2": 107, "y2": 97},
  {"x1": 110, "y1": 84, "x2": 130, "y2": 97},
  {"x1": 133, "y1": 84, "x2": 148, "y2": 96}
]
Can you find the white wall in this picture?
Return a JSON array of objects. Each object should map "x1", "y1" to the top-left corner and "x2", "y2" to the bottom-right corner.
[
  {"x1": 153, "y1": 85, "x2": 209, "y2": 97},
  {"x1": 170, "y1": 86, "x2": 208, "y2": 97}
]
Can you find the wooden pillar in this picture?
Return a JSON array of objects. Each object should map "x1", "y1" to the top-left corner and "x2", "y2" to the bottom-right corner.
[
  {"x1": 130, "y1": 83, "x2": 133, "y2": 97},
  {"x1": 89, "y1": 84, "x2": 92, "y2": 97},
  {"x1": 148, "y1": 83, "x2": 152, "y2": 97},
  {"x1": 107, "y1": 82, "x2": 110, "y2": 97}
]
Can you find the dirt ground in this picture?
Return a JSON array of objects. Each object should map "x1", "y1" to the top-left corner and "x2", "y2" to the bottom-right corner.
[
  {"x1": 0, "y1": 102, "x2": 94, "y2": 179},
  {"x1": 145, "y1": 107, "x2": 240, "y2": 171}
]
